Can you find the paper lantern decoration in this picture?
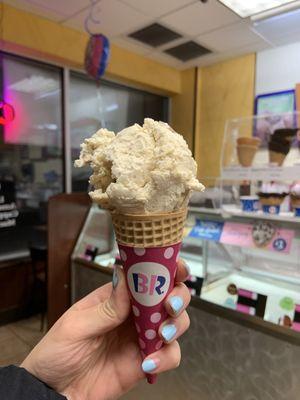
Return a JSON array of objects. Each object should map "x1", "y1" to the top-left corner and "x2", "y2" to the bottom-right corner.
[
  {"x1": 84, "y1": 34, "x2": 110, "y2": 81},
  {"x1": 0, "y1": 102, "x2": 15, "y2": 125}
]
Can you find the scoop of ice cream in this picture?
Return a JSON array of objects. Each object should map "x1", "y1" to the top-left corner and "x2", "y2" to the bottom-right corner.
[{"x1": 75, "y1": 118, "x2": 204, "y2": 213}]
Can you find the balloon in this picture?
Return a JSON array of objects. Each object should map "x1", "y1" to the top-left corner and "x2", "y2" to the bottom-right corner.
[{"x1": 84, "y1": 34, "x2": 110, "y2": 81}]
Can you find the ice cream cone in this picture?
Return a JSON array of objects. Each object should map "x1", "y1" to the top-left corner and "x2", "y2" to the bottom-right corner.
[
  {"x1": 111, "y1": 208, "x2": 187, "y2": 384},
  {"x1": 237, "y1": 145, "x2": 258, "y2": 167},
  {"x1": 269, "y1": 151, "x2": 286, "y2": 166},
  {"x1": 291, "y1": 194, "x2": 300, "y2": 208},
  {"x1": 259, "y1": 197, "x2": 284, "y2": 206}
]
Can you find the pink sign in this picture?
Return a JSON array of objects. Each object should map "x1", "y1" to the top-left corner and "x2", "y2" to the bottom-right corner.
[{"x1": 220, "y1": 222, "x2": 294, "y2": 253}]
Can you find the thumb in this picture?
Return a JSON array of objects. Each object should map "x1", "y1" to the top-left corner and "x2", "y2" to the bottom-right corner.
[{"x1": 76, "y1": 266, "x2": 131, "y2": 338}]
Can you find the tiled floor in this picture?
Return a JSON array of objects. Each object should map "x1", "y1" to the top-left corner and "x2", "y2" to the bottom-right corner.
[{"x1": 0, "y1": 315, "x2": 46, "y2": 367}]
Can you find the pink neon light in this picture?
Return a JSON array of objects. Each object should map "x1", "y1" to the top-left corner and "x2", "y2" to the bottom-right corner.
[{"x1": 0, "y1": 102, "x2": 15, "y2": 125}]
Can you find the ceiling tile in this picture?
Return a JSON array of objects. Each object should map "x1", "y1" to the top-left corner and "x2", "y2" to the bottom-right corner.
[
  {"x1": 63, "y1": 0, "x2": 152, "y2": 37},
  {"x1": 197, "y1": 23, "x2": 264, "y2": 52},
  {"x1": 2, "y1": 0, "x2": 64, "y2": 21},
  {"x1": 146, "y1": 51, "x2": 182, "y2": 69},
  {"x1": 26, "y1": 0, "x2": 90, "y2": 18},
  {"x1": 180, "y1": 52, "x2": 226, "y2": 69},
  {"x1": 161, "y1": 0, "x2": 240, "y2": 37},
  {"x1": 180, "y1": 39, "x2": 271, "y2": 69},
  {"x1": 112, "y1": 37, "x2": 152, "y2": 56},
  {"x1": 119, "y1": 0, "x2": 195, "y2": 18}
]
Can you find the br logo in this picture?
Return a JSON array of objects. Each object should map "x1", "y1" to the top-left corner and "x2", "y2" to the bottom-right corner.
[{"x1": 127, "y1": 262, "x2": 171, "y2": 306}]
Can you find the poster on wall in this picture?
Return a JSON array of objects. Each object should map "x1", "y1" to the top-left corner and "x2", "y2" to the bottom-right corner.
[
  {"x1": 254, "y1": 90, "x2": 296, "y2": 146},
  {"x1": 0, "y1": 181, "x2": 19, "y2": 229}
]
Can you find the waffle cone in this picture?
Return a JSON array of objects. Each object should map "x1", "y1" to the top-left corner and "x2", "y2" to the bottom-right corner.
[
  {"x1": 269, "y1": 151, "x2": 286, "y2": 166},
  {"x1": 111, "y1": 208, "x2": 187, "y2": 248},
  {"x1": 291, "y1": 195, "x2": 300, "y2": 208},
  {"x1": 237, "y1": 145, "x2": 257, "y2": 167},
  {"x1": 259, "y1": 196, "x2": 284, "y2": 206}
]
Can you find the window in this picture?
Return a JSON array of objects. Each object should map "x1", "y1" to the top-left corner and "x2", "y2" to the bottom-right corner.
[
  {"x1": 0, "y1": 54, "x2": 63, "y2": 258},
  {"x1": 69, "y1": 73, "x2": 169, "y2": 192}
]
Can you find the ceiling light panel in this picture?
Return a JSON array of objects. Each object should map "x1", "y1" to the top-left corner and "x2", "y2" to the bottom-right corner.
[{"x1": 218, "y1": 0, "x2": 296, "y2": 18}]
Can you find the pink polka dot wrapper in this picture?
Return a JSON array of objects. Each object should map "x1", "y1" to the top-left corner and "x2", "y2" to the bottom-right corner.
[
  {"x1": 118, "y1": 242, "x2": 182, "y2": 382},
  {"x1": 111, "y1": 208, "x2": 187, "y2": 384}
]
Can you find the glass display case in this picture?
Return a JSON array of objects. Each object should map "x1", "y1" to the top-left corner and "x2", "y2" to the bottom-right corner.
[
  {"x1": 186, "y1": 208, "x2": 300, "y2": 332},
  {"x1": 219, "y1": 111, "x2": 300, "y2": 221}
]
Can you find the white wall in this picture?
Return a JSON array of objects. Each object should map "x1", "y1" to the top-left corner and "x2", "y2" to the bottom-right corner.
[{"x1": 255, "y1": 41, "x2": 300, "y2": 95}]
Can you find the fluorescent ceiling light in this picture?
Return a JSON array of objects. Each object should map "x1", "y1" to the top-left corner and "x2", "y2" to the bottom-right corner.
[{"x1": 218, "y1": 0, "x2": 297, "y2": 18}]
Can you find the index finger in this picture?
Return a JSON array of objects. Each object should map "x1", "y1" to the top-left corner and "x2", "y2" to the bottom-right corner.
[{"x1": 175, "y1": 259, "x2": 190, "y2": 283}]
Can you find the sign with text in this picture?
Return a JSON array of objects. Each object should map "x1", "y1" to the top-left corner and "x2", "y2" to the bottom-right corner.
[
  {"x1": 188, "y1": 219, "x2": 294, "y2": 254},
  {"x1": 220, "y1": 221, "x2": 294, "y2": 254},
  {"x1": 0, "y1": 181, "x2": 19, "y2": 228},
  {"x1": 189, "y1": 220, "x2": 224, "y2": 241}
]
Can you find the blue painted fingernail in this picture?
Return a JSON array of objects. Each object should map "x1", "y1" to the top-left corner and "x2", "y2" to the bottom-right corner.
[
  {"x1": 112, "y1": 267, "x2": 119, "y2": 289},
  {"x1": 142, "y1": 359, "x2": 157, "y2": 373},
  {"x1": 169, "y1": 296, "x2": 184, "y2": 314},
  {"x1": 161, "y1": 324, "x2": 177, "y2": 342}
]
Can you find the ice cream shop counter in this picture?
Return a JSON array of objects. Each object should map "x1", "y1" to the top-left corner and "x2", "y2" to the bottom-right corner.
[{"x1": 70, "y1": 204, "x2": 300, "y2": 399}]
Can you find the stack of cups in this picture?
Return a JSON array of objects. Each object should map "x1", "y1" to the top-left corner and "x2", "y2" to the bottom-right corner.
[
  {"x1": 237, "y1": 137, "x2": 261, "y2": 167},
  {"x1": 111, "y1": 208, "x2": 187, "y2": 384}
]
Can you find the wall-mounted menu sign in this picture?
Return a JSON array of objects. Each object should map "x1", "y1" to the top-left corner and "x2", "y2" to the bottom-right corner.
[{"x1": 0, "y1": 181, "x2": 19, "y2": 228}]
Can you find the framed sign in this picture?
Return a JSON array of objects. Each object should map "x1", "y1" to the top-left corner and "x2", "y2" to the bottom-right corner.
[{"x1": 254, "y1": 90, "x2": 296, "y2": 146}]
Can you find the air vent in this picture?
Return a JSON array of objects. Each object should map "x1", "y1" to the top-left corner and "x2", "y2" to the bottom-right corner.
[
  {"x1": 129, "y1": 23, "x2": 182, "y2": 47},
  {"x1": 164, "y1": 41, "x2": 212, "y2": 61}
]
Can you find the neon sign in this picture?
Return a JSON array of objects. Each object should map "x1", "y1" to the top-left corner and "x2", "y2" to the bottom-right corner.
[{"x1": 0, "y1": 102, "x2": 15, "y2": 125}]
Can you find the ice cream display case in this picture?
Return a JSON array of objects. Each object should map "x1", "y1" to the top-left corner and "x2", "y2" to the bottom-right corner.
[
  {"x1": 186, "y1": 208, "x2": 300, "y2": 333},
  {"x1": 220, "y1": 111, "x2": 300, "y2": 220}
]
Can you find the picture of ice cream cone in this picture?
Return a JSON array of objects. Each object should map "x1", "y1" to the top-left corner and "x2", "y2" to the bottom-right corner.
[
  {"x1": 237, "y1": 145, "x2": 258, "y2": 167},
  {"x1": 111, "y1": 208, "x2": 187, "y2": 384}
]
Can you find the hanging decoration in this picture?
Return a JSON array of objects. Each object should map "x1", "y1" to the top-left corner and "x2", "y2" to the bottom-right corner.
[{"x1": 84, "y1": 0, "x2": 110, "y2": 81}]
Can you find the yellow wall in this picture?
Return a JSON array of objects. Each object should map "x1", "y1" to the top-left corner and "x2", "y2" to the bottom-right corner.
[
  {"x1": 1, "y1": 3, "x2": 181, "y2": 95},
  {"x1": 171, "y1": 68, "x2": 196, "y2": 152},
  {"x1": 195, "y1": 54, "x2": 256, "y2": 186}
]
